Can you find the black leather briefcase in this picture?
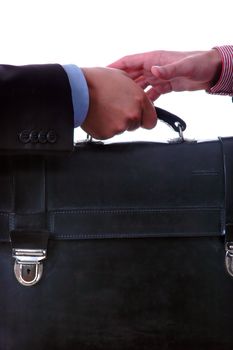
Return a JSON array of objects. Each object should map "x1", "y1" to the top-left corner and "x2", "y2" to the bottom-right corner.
[{"x1": 1, "y1": 109, "x2": 233, "y2": 350}]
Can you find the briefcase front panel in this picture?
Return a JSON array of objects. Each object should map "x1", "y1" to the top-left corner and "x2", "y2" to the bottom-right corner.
[{"x1": 0, "y1": 138, "x2": 233, "y2": 350}]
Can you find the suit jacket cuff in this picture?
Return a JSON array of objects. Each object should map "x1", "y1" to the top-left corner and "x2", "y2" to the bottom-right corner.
[{"x1": 0, "y1": 64, "x2": 74, "y2": 153}]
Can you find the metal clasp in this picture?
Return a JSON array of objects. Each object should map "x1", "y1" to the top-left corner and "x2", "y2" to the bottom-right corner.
[
  {"x1": 224, "y1": 224, "x2": 233, "y2": 277},
  {"x1": 13, "y1": 248, "x2": 47, "y2": 286},
  {"x1": 10, "y1": 230, "x2": 49, "y2": 286},
  {"x1": 177, "y1": 123, "x2": 184, "y2": 142},
  {"x1": 225, "y1": 242, "x2": 233, "y2": 277}
]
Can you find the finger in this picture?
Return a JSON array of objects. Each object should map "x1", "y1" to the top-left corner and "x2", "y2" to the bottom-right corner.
[
  {"x1": 154, "y1": 82, "x2": 173, "y2": 94},
  {"x1": 110, "y1": 67, "x2": 143, "y2": 80},
  {"x1": 152, "y1": 64, "x2": 180, "y2": 80},
  {"x1": 141, "y1": 96, "x2": 157, "y2": 130},
  {"x1": 146, "y1": 87, "x2": 161, "y2": 101},
  {"x1": 108, "y1": 53, "x2": 145, "y2": 71},
  {"x1": 108, "y1": 66, "x2": 144, "y2": 81},
  {"x1": 127, "y1": 70, "x2": 144, "y2": 80},
  {"x1": 135, "y1": 76, "x2": 150, "y2": 89},
  {"x1": 146, "y1": 79, "x2": 173, "y2": 94},
  {"x1": 151, "y1": 58, "x2": 192, "y2": 81},
  {"x1": 127, "y1": 120, "x2": 141, "y2": 132}
]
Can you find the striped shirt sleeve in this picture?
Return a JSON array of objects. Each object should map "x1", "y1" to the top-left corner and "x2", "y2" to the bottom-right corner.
[{"x1": 208, "y1": 45, "x2": 233, "y2": 96}]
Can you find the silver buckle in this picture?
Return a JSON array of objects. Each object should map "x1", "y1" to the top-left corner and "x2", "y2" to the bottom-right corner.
[{"x1": 13, "y1": 248, "x2": 47, "y2": 287}]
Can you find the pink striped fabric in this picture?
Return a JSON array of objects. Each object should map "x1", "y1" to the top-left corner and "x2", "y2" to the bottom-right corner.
[{"x1": 209, "y1": 45, "x2": 233, "y2": 96}]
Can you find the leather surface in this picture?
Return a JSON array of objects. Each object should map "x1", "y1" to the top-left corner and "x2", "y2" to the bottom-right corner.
[
  {"x1": 0, "y1": 138, "x2": 233, "y2": 349},
  {"x1": 0, "y1": 140, "x2": 226, "y2": 241},
  {"x1": 1, "y1": 238, "x2": 233, "y2": 350}
]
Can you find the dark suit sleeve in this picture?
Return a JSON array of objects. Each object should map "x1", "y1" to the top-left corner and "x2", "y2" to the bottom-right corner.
[{"x1": 0, "y1": 64, "x2": 74, "y2": 153}]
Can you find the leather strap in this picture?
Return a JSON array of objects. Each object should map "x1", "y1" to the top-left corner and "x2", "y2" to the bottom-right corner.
[
  {"x1": 219, "y1": 137, "x2": 233, "y2": 228},
  {"x1": 156, "y1": 106, "x2": 186, "y2": 133},
  {"x1": 10, "y1": 156, "x2": 48, "y2": 232}
]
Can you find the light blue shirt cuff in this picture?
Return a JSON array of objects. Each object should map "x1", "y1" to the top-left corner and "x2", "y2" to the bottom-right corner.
[{"x1": 63, "y1": 65, "x2": 89, "y2": 128}]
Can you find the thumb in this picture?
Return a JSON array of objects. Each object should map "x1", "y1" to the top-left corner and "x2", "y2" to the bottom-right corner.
[{"x1": 151, "y1": 61, "x2": 187, "y2": 80}]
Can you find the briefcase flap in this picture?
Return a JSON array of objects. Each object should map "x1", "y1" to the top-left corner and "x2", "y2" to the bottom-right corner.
[
  {"x1": 0, "y1": 138, "x2": 227, "y2": 242},
  {"x1": 46, "y1": 140, "x2": 225, "y2": 239}
]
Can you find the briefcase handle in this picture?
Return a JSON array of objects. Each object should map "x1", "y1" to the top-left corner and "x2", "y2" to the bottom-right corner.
[
  {"x1": 85, "y1": 106, "x2": 187, "y2": 144},
  {"x1": 155, "y1": 107, "x2": 186, "y2": 134}
]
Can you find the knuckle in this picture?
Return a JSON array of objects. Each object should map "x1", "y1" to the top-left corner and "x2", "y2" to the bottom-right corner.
[
  {"x1": 125, "y1": 103, "x2": 142, "y2": 120},
  {"x1": 114, "y1": 126, "x2": 125, "y2": 135},
  {"x1": 100, "y1": 127, "x2": 125, "y2": 139},
  {"x1": 144, "y1": 116, "x2": 157, "y2": 130},
  {"x1": 91, "y1": 130, "x2": 109, "y2": 140},
  {"x1": 127, "y1": 111, "x2": 140, "y2": 122},
  {"x1": 148, "y1": 120, "x2": 157, "y2": 129},
  {"x1": 135, "y1": 93, "x2": 144, "y2": 104},
  {"x1": 102, "y1": 131, "x2": 115, "y2": 139}
]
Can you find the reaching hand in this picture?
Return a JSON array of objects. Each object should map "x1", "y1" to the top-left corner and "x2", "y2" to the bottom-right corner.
[
  {"x1": 81, "y1": 67, "x2": 157, "y2": 139},
  {"x1": 109, "y1": 50, "x2": 222, "y2": 100}
]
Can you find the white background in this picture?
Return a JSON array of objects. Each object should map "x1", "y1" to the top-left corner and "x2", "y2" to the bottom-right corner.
[{"x1": 1, "y1": 0, "x2": 232, "y2": 142}]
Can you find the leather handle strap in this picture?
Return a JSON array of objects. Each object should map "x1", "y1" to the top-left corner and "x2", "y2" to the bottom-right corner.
[{"x1": 155, "y1": 106, "x2": 186, "y2": 133}]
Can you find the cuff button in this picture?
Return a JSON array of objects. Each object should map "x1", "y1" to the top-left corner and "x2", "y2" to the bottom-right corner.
[
  {"x1": 38, "y1": 130, "x2": 47, "y2": 144},
  {"x1": 30, "y1": 130, "x2": 39, "y2": 143},
  {"x1": 47, "y1": 130, "x2": 57, "y2": 143},
  {"x1": 19, "y1": 130, "x2": 30, "y2": 144}
]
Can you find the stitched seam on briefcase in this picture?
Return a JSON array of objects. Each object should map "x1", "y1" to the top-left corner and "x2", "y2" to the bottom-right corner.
[
  {"x1": 50, "y1": 207, "x2": 222, "y2": 214},
  {"x1": 49, "y1": 232, "x2": 223, "y2": 240}
]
